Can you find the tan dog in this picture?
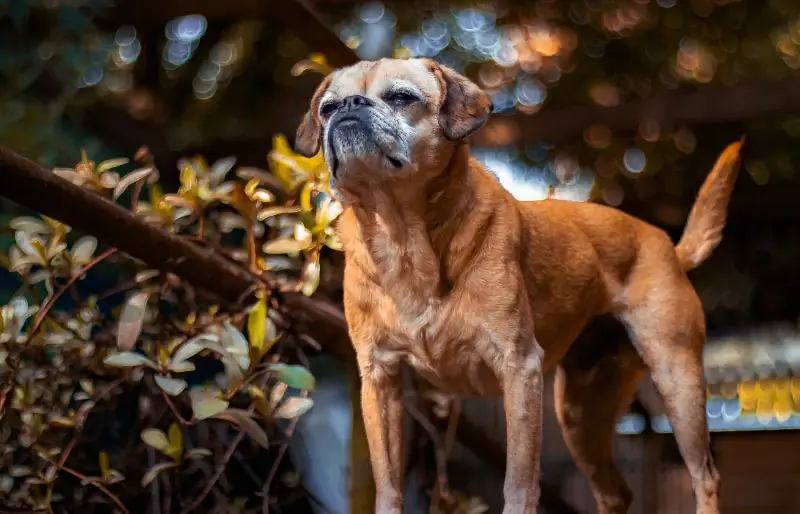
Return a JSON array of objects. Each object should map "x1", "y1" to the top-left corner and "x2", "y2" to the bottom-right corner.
[{"x1": 295, "y1": 57, "x2": 742, "y2": 514}]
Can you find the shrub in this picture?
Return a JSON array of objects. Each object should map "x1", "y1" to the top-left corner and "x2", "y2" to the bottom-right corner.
[{"x1": 0, "y1": 129, "x2": 340, "y2": 512}]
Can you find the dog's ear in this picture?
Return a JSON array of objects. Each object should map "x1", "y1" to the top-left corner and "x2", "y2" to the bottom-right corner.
[
  {"x1": 426, "y1": 60, "x2": 493, "y2": 141},
  {"x1": 295, "y1": 74, "x2": 333, "y2": 157}
]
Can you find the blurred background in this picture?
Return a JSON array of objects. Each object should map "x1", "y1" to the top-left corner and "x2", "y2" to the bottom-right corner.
[{"x1": 2, "y1": 0, "x2": 800, "y2": 512}]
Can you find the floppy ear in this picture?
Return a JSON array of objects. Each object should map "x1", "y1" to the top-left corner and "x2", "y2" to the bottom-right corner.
[
  {"x1": 428, "y1": 61, "x2": 493, "y2": 140},
  {"x1": 295, "y1": 74, "x2": 333, "y2": 157}
]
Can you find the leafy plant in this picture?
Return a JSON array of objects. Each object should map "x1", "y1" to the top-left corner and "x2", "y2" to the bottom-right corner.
[{"x1": 0, "y1": 120, "x2": 338, "y2": 511}]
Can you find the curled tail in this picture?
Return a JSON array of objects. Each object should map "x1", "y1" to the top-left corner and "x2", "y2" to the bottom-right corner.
[{"x1": 675, "y1": 138, "x2": 744, "y2": 272}]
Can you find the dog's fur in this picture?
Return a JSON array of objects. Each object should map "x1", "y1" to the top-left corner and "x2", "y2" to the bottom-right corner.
[{"x1": 296, "y1": 57, "x2": 742, "y2": 514}]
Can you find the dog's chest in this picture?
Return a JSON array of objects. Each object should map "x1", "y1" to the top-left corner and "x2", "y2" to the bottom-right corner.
[{"x1": 370, "y1": 292, "x2": 500, "y2": 396}]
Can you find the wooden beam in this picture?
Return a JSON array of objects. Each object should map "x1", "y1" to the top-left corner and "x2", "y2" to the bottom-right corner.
[
  {"x1": 104, "y1": 0, "x2": 358, "y2": 68},
  {"x1": 473, "y1": 76, "x2": 800, "y2": 147},
  {"x1": 102, "y1": 1, "x2": 800, "y2": 147}
]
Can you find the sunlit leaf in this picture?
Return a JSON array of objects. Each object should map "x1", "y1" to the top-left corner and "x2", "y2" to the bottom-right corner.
[
  {"x1": 71, "y1": 236, "x2": 97, "y2": 265},
  {"x1": 300, "y1": 182, "x2": 314, "y2": 212},
  {"x1": 316, "y1": 196, "x2": 343, "y2": 228},
  {"x1": 210, "y1": 156, "x2": 236, "y2": 184},
  {"x1": 189, "y1": 386, "x2": 229, "y2": 420},
  {"x1": 324, "y1": 232, "x2": 343, "y2": 251},
  {"x1": 168, "y1": 423, "x2": 183, "y2": 457},
  {"x1": 140, "y1": 429, "x2": 171, "y2": 454},
  {"x1": 97, "y1": 158, "x2": 129, "y2": 173},
  {"x1": 99, "y1": 171, "x2": 120, "y2": 188},
  {"x1": 117, "y1": 291, "x2": 149, "y2": 351},
  {"x1": 256, "y1": 206, "x2": 302, "y2": 221},
  {"x1": 103, "y1": 351, "x2": 157, "y2": 369},
  {"x1": 262, "y1": 237, "x2": 313, "y2": 255},
  {"x1": 113, "y1": 167, "x2": 153, "y2": 200},
  {"x1": 268, "y1": 363, "x2": 316, "y2": 391},
  {"x1": 53, "y1": 168, "x2": 87, "y2": 185},
  {"x1": 99, "y1": 451, "x2": 110, "y2": 479},
  {"x1": 10, "y1": 216, "x2": 50, "y2": 234},
  {"x1": 269, "y1": 382, "x2": 288, "y2": 412},
  {"x1": 273, "y1": 397, "x2": 315, "y2": 419},
  {"x1": 186, "y1": 448, "x2": 212, "y2": 460},
  {"x1": 248, "y1": 295, "x2": 267, "y2": 352},
  {"x1": 215, "y1": 408, "x2": 269, "y2": 448},
  {"x1": 141, "y1": 462, "x2": 178, "y2": 487},
  {"x1": 9, "y1": 466, "x2": 32, "y2": 477},
  {"x1": 291, "y1": 53, "x2": 333, "y2": 76},
  {"x1": 154, "y1": 375, "x2": 187, "y2": 396},
  {"x1": 172, "y1": 334, "x2": 217, "y2": 363},
  {"x1": 301, "y1": 258, "x2": 321, "y2": 297}
]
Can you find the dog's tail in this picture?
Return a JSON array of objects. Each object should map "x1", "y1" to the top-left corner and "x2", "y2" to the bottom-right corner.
[{"x1": 674, "y1": 138, "x2": 744, "y2": 272}]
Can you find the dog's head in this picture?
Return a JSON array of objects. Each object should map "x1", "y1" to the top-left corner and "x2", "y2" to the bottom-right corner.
[{"x1": 295, "y1": 58, "x2": 492, "y2": 187}]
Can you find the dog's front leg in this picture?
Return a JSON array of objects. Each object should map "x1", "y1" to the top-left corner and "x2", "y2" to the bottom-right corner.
[
  {"x1": 501, "y1": 346, "x2": 545, "y2": 514},
  {"x1": 358, "y1": 351, "x2": 405, "y2": 514}
]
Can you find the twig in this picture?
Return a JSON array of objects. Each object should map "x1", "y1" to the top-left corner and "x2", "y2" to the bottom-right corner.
[
  {"x1": 261, "y1": 390, "x2": 308, "y2": 514},
  {"x1": 28, "y1": 248, "x2": 118, "y2": 339},
  {"x1": 0, "y1": 248, "x2": 117, "y2": 423},
  {"x1": 161, "y1": 390, "x2": 193, "y2": 425},
  {"x1": 404, "y1": 397, "x2": 452, "y2": 511},
  {"x1": 52, "y1": 463, "x2": 130, "y2": 514},
  {"x1": 179, "y1": 430, "x2": 246, "y2": 513},
  {"x1": 443, "y1": 399, "x2": 461, "y2": 460}
]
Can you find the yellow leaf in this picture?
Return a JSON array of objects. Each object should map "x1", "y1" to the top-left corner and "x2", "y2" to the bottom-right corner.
[
  {"x1": 168, "y1": 423, "x2": 183, "y2": 460},
  {"x1": 262, "y1": 237, "x2": 313, "y2": 255},
  {"x1": 257, "y1": 206, "x2": 302, "y2": 221},
  {"x1": 99, "y1": 451, "x2": 110, "y2": 479},
  {"x1": 248, "y1": 295, "x2": 267, "y2": 352},
  {"x1": 300, "y1": 183, "x2": 314, "y2": 212}
]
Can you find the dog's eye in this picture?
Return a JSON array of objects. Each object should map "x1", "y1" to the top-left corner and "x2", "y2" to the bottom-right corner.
[
  {"x1": 320, "y1": 101, "x2": 339, "y2": 118},
  {"x1": 385, "y1": 91, "x2": 418, "y2": 106}
]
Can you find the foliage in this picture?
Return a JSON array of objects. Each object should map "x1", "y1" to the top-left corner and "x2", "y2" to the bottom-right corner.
[{"x1": 0, "y1": 132, "x2": 339, "y2": 511}]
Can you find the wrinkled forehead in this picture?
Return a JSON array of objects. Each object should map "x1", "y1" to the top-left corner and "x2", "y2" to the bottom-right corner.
[{"x1": 321, "y1": 59, "x2": 441, "y2": 103}]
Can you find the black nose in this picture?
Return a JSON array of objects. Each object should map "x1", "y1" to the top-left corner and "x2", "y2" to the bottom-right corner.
[{"x1": 342, "y1": 95, "x2": 373, "y2": 111}]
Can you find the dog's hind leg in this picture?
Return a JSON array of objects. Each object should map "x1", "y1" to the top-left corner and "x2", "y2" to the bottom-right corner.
[
  {"x1": 554, "y1": 317, "x2": 646, "y2": 514},
  {"x1": 620, "y1": 274, "x2": 720, "y2": 514}
]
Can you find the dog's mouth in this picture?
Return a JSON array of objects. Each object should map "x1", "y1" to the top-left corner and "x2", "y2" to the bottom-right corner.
[{"x1": 385, "y1": 154, "x2": 404, "y2": 169}]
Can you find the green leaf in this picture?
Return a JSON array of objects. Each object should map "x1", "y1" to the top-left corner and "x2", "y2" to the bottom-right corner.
[
  {"x1": 262, "y1": 237, "x2": 313, "y2": 255},
  {"x1": 248, "y1": 295, "x2": 268, "y2": 352},
  {"x1": 274, "y1": 397, "x2": 315, "y2": 419},
  {"x1": 97, "y1": 158, "x2": 129, "y2": 173},
  {"x1": 154, "y1": 375, "x2": 187, "y2": 396},
  {"x1": 141, "y1": 462, "x2": 178, "y2": 487},
  {"x1": 214, "y1": 408, "x2": 269, "y2": 449},
  {"x1": 189, "y1": 387, "x2": 230, "y2": 420},
  {"x1": 268, "y1": 363, "x2": 316, "y2": 391},
  {"x1": 140, "y1": 429, "x2": 171, "y2": 454},
  {"x1": 116, "y1": 291, "x2": 149, "y2": 351},
  {"x1": 103, "y1": 351, "x2": 157, "y2": 369}
]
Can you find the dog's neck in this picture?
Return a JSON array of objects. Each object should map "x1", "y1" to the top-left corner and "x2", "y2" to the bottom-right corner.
[{"x1": 336, "y1": 143, "x2": 496, "y2": 312}]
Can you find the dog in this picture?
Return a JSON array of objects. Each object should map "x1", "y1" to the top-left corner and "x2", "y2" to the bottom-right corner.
[{"x1": 294, "y1": 57, "x2": 742, "y2": 514}]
